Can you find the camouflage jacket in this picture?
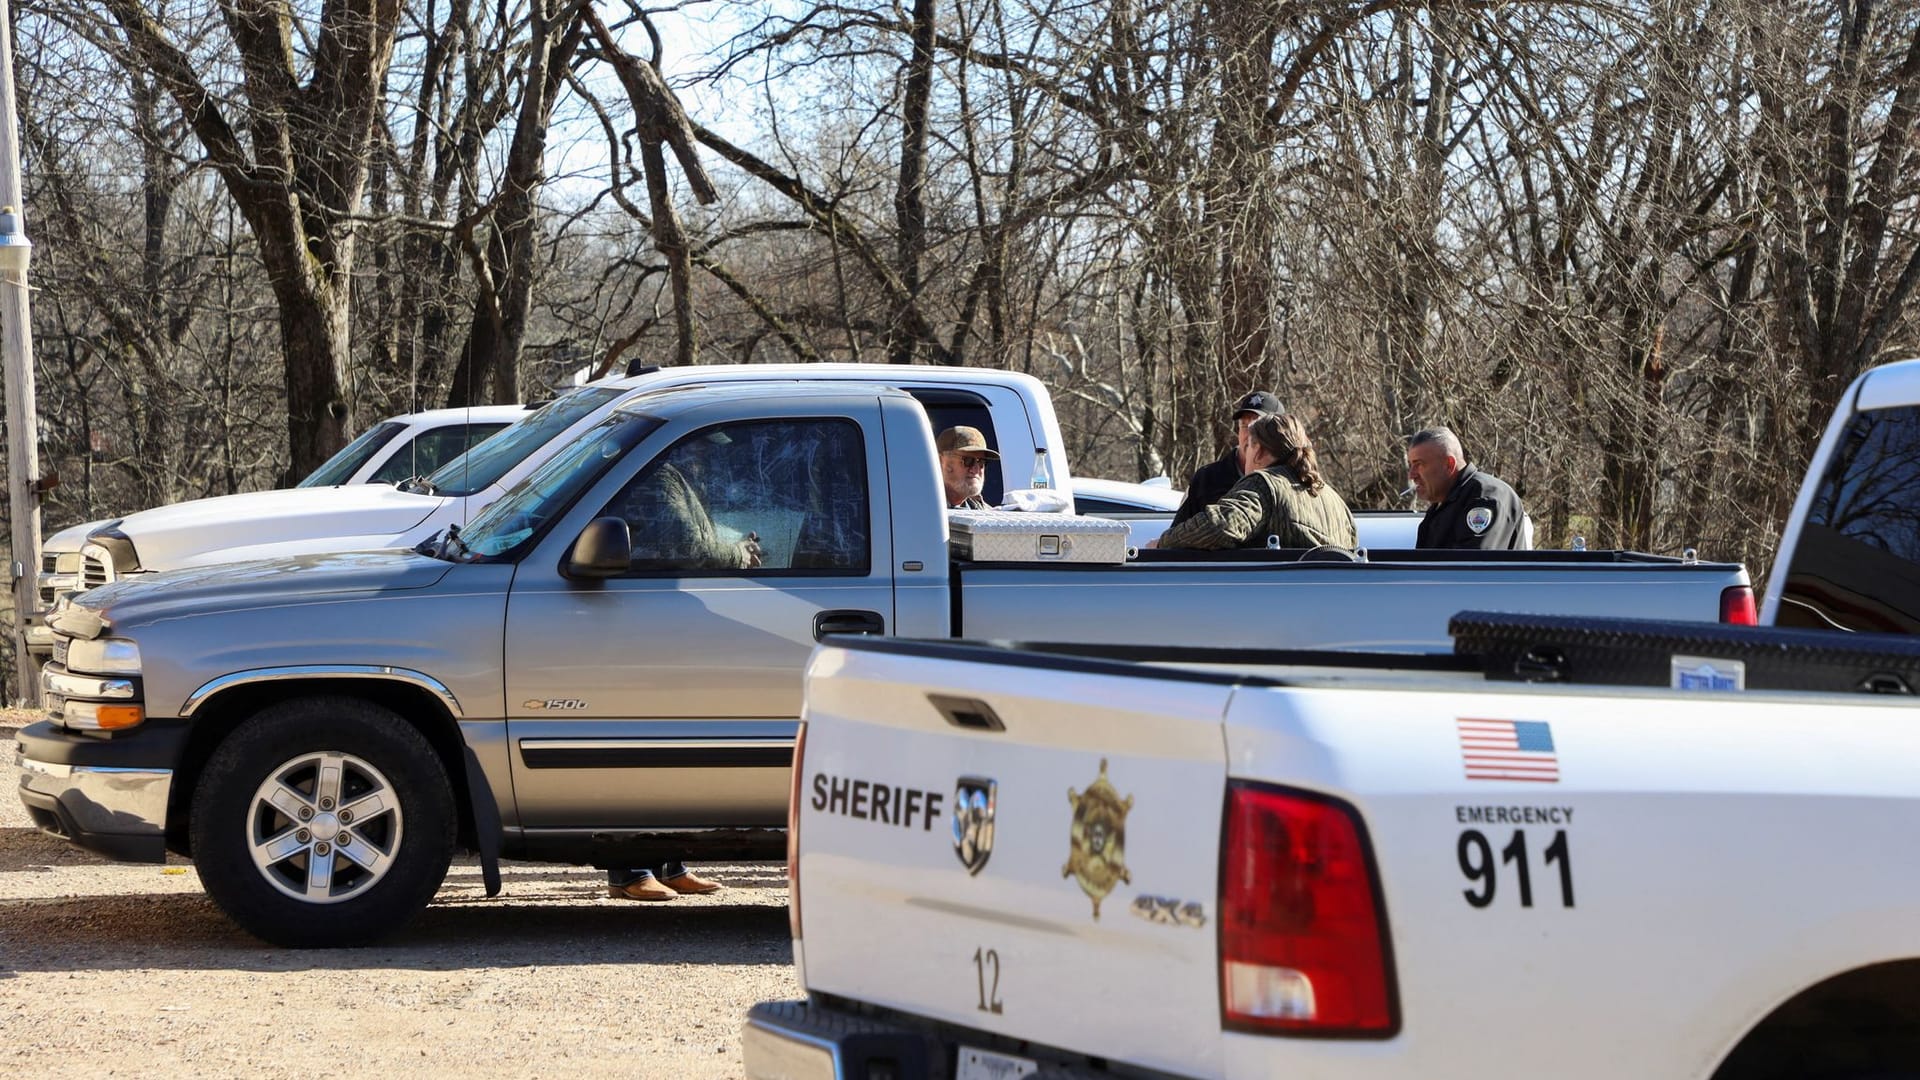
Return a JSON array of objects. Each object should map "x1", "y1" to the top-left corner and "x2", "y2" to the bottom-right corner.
[
  {"x1": 1158, "y1": 464, "x2": 1358, "y2": 551},
  {"x1": 626, "y1": 463, "x2": 752, "y2": 570}
]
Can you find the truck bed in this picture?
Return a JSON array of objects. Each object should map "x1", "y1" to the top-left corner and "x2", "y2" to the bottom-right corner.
[
  {"x1": 756, "y1": 631, "x2": 1920, "y2": 1079},
  {"x1": 952, "y1": 548, "x2": 1750, "y2": 652}
]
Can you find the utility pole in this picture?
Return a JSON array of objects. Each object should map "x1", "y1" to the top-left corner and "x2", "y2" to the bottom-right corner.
[{"x1": 0, "y1": 0, "x2": 41, "y2": 706}]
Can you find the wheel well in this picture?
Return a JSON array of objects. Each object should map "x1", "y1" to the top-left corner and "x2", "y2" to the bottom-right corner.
[
  {"x1": 166, "y1": 678, "x2": 481, "y2": 857},
  {"x1": 1713, "y1": 960, "x2": 1920, "y2": 1080}
]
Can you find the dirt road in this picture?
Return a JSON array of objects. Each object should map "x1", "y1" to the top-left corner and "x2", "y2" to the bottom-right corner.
[{"x1": 2, "y1": 719, "x2": 800, "y2": 1078}]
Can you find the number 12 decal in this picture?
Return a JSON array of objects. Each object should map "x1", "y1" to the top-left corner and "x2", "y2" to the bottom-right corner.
[
  {"x1": 1457, "y1": 829, "x2": 1574, "y2": 908},
  {"x1": 972, "y1": 947, "x2": 1004, "y2": 1013}
]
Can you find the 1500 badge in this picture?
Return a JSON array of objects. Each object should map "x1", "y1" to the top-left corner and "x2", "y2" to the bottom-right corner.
[{"x1": 522, "y1": 699, "x2": 588, "y2": 710}]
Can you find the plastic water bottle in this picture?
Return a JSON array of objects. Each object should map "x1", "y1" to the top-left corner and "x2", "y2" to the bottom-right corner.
[
  {"x1": 1571, "y1": 535, "x2": 1587, "y2": 552},
  {"x1": 1030, "y1": 447, "x2": 1053, "y2": 490}
]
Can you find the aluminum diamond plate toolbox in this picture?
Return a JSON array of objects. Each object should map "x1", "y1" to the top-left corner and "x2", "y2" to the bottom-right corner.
[{"x1": 947, "y1": 509, "x2": 1132, "y2": 564}]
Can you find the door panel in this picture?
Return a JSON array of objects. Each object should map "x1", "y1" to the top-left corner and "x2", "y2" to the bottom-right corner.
[{"x1": 505, "y1": 407, "x2": 893, "y2": 828}]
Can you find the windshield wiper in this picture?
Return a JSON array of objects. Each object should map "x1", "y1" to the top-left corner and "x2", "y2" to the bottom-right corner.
[
  {"x1": 440, "y1": 523, "x2": 470, "y2": 560},
  {"x1": 413, "y1": 523, "x2": 469, "y2": 561}
]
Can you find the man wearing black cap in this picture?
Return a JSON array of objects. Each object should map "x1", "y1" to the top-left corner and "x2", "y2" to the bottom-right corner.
[
  {"x1": 1171, "y1": 390, "x2": 1283, "y2": 527},
  {"x1": 938, "y1": 426, "x2": 1001, "y2": 509}
]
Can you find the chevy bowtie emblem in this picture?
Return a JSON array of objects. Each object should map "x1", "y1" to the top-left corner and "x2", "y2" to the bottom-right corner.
[{"x1": 952, "y1": 776, "x2": 997, "y2": 875}]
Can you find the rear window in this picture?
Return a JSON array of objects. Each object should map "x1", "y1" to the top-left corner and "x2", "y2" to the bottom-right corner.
[
  {"x1": 1775, "y1": 404, "x2": 1920, "y2": 633},
  {"x1": 907, "y1": 388, "x2": 1003, "y2": 505}
]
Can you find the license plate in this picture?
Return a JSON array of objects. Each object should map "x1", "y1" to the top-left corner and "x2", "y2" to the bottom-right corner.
[
  {"x1": 43, "y1": 692, "x2": 65, "y2": 718},
  {"x1": 956, "y1": 1046, "x2": 1037, "y2": 1080}
]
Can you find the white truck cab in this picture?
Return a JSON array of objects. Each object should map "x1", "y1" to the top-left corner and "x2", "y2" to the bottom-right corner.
[{"x1": 1763, "y1": 357, "x2": 1920, "y2": 633}]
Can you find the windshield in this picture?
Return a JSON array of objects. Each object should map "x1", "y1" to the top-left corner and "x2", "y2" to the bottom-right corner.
[
  {"x1": 457, "y1": 412, "x2": 665, "y2": 560},
  {"x1": 426, "y1": 386, "x2": 625, "y2": 497},
  {"x1": 297, "y1": 422, "x2": 404, "y2": 487}
]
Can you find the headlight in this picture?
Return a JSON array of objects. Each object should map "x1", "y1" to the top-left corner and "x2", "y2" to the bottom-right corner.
[
  {"x1": 65, "y1": 636, "x2": 142, "y2": 674},
  {"x1": 53, "y1": 551, "x2": 81, "y2": 573}
]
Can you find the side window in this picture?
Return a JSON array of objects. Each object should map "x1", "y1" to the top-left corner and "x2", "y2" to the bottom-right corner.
[
  {"x1": 1777, "y1": 405, "x2": 1920, "y2": 633},
  {"x1": 598, "y1": 418, "x2": 870, "y2": 574},
  {"x1": 369, "y1": 424, "x2": 511, "y2": 485},
  {"x1": 909, "y1": 389, "x2": 1003, "y2": 505}
]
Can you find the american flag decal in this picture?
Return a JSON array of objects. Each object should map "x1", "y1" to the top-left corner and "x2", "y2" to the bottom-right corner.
[{"x1": 1457, "y1": 718, "x2": 1559, "y2": 782}]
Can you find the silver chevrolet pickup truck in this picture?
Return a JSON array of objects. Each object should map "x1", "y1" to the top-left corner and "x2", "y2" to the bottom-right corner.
[{"x1": 17, "y1": 382, "x2": 1751, "y2": 947}]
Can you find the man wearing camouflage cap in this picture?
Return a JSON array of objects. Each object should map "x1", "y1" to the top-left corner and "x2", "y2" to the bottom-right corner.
[{"x1": 1171, "y1": 390, "x2": 1283, "y2": 526}]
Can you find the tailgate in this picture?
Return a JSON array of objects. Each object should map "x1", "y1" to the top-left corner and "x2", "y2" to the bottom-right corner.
[{"x1": 797, "y1": 641, "x2": 1233, "y2": 1076}]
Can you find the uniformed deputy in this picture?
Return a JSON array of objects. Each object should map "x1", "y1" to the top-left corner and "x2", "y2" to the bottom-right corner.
[
  {"x1": 1170, "y1": 390, "x2": 1283, "y2": 527},
  {"x1": 938, "y1": 425, "x2": 999, "y2": 509},
  {"x1": 1406, "y1": 426, "x2": 1527, "y2": 549},
  {"x1": 1153, "y1": 413, "x2": 1357, "y2": 551}
]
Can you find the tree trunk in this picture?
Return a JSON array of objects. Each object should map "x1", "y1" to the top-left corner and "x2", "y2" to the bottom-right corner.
[{"x1": 890, "y1": 0, "x2": 938, "y2": 364}]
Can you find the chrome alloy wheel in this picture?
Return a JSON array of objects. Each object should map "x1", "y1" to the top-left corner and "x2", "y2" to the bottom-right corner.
[{"x1": 246, "y1": 751, "x2": 404, "y2": 903}]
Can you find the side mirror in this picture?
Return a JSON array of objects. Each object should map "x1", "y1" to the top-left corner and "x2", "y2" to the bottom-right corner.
[{"x1": 567, "y1": 517, "x2": 632, "y2": 578}]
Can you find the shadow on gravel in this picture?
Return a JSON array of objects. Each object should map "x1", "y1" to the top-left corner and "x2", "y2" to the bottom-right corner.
[
  {"x1": 0, "y1": 893, "x2": 793, "y2": 976},
  {"x1": 0, "y1": 826, "x2": 189, "y2": 871}
]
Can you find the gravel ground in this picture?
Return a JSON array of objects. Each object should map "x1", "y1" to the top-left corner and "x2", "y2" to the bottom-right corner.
[{"x1": 1, "y1": 714, "x2": 800, "y2": 1078}]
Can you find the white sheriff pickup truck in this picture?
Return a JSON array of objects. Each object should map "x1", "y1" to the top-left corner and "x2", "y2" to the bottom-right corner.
[{"x1": 744, "y1": 356, "x2": 1920, "y2": 1080}]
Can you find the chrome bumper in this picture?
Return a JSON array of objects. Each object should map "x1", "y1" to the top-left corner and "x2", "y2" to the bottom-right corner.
[{"x1": 16, "y1": 748, "x2": 172, "y2": 862}]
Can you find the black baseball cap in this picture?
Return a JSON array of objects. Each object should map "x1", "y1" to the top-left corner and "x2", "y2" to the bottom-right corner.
[{"x1": 1231, "y1": 390, "x2": 1283, "y2": 420}]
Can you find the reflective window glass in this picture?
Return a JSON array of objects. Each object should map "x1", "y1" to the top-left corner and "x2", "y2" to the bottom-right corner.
[
  {"x1": 601, "y1": 418, "x2": 870, "y2": 574},
  {"x1": 1777, "y1": 405, "x2": 1920, "y2": 633},
  {"x1": 368, "y1": 423, "x2": 511, "y2": 485},
  {"x1": 297, "y1": 422, "x2": 404, "y2": 487}
]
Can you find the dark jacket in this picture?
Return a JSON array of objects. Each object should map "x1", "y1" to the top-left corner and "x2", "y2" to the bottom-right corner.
[
  {"x1": 1171, "y1": 448, "x2": 1242, "y2": 526},
  {"x1": 1158, "y1": 464, "x2": 1358, "y2": 551},
  {"x1": 1417, "y1": 464, "x2": 1526, "y2": 549}
]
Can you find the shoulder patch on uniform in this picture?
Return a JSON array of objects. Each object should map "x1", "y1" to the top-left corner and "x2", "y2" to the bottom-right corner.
[{"x1": 1466, "y1": 507, "x2": 1493, "y2": 534}]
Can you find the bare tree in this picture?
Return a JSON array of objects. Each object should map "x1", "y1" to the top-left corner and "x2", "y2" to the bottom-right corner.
[{"x1": 92, "y1": 0, "x2": 405, "y2": 478}]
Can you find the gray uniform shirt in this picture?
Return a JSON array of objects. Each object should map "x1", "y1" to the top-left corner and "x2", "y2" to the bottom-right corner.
[{"x1": 1158, "y1": 464, "x2": 1358, "y2": 551}]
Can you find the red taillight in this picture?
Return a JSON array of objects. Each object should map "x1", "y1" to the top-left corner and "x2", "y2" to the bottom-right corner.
[
  {"x1": 787, "y1": 721, "x2": 807, "y2": 940},
  {"x1": 1720, "y1": 585, "x2": 1758, "y2": 625},
  {"x1": 1220, "y1": 782, "x2": 1397, "y2": 1037}
]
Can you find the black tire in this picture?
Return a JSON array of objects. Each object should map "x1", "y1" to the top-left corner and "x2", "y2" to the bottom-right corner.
[{"x1": 189, "y1": 696, "x2": 456, "y2": 948}]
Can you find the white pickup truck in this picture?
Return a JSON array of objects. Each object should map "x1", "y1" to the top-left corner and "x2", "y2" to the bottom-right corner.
[
  {"x1": 745, "y1": 356, "x2": 1920, "y2": 1079},
  {"x1": 30, "y1": 403, "x2": 529, "y2": 654}
]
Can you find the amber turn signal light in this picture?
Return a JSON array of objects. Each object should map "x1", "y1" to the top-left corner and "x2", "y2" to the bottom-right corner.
[{"x1": 92, "y1": 704, "x2": 145, "y2": 730}]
